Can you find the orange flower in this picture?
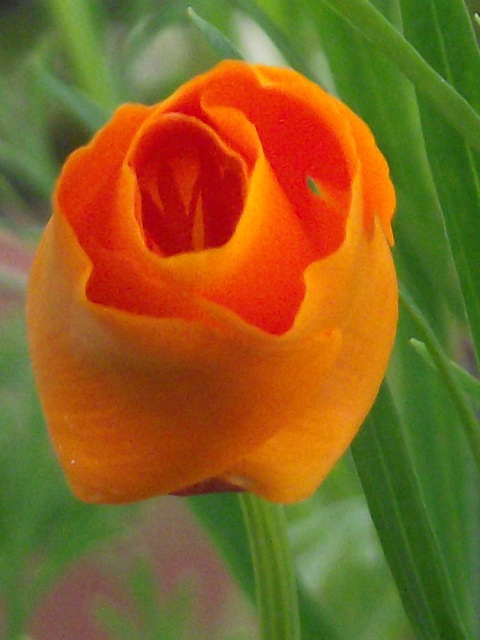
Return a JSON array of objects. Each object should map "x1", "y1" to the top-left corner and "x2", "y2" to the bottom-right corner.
[{"x1": 27, "y1": 61, "x2": 397, "y2": 504}]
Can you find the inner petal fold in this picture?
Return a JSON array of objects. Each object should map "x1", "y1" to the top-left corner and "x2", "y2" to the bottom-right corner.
[{"x1": 127, "y1": 113, "x2": 248, "y2": 257}]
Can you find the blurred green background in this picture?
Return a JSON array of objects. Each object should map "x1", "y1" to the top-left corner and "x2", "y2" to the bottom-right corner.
[{"x1": 2, "y1": 1, "x2": 480, "y2": 639}]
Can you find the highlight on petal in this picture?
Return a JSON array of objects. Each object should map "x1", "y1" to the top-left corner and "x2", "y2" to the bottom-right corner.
[{"x1": 27, "y1": 60, "x2": 397, "y2": 504}]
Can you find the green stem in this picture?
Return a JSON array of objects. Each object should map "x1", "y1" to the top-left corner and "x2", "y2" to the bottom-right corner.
[
  {"x1": 46, "y1": 0, "x2": 117, "y2": 110},
  {"x1": 320, "y1": 0, "x2": 480, "y2": 154},
  {"x1": 238, "y1": 494, "x2": 301, "y2": 640}
]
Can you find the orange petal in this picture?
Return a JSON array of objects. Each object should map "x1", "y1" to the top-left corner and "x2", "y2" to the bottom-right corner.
[
  {"x1": 218, "y1": 106, "x2": 397, "y2": 501},
  {"x1": 199, "y1": 61, "x2": 358, "y2": 258},
  {"x1": 27, "y1": 61, "x2": 397, "y2": 505},
  {"x1": 222, "y1": 214, "x2": 397, "y2": 502},
  {"x1": 163, "y1": 152, "x2": 317, "y2": 335},
  {"x1": 57, "y1": 103, "x2": 153, "y2": 254},
  {"x1": 27, "y1": 211, "x2": 343, "y2": 503}
]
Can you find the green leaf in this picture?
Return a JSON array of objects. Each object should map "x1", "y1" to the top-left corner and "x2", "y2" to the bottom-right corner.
[
  {"x1": 351, "y1": 383, "x2": 471, "y2": 640},
  {"x1": 409, "y1": 338, "x2": 480, "y2": 405},
  {"x1": 46, "y1": 0, "x2": 118, "y2": 109},
  {"x1": 308, "y1": 9, "x2": 479, "y2": 631},
  {"x1": 398, "y1": 0, "x2": 480, "y2": 370},
  {"x1": 187, "y1": 7, "x2": 244, "y2": 60},
  {"x1": 250, "y1": 0, "x2": 304, "y2": 39},
  {"x1": 401, "y1": 0, "x2": 480, "y2": 110},
  {"x1": 399, "y1": 287, "x2": 480, "y2": 475},
  {"x1": 225, "y1": 0, "x2": 314, "y2": 77},
  {"x1": 33, "y1": 60, "x2": 110, "y2": 132},
  {"x1": 389, "y1": 304, "x2": 480, "y2": 636},
  {"x1": 317, "y1": 0, "x2": 480, "y2": 154}
]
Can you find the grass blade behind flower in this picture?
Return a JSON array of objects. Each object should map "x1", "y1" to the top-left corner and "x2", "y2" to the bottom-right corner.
[
  {"x1": 351, "y1": 383, "x2": 471, "y2": 640},
  {"x1": 187, "y1": 7, "x2": 244, "y2": 60}
]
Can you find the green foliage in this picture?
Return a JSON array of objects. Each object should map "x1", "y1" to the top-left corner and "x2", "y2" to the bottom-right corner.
[
  {"x1": 187, "y1": 7, "x2": 244, "y2": 60},
  {"x1": 96, "y1": 559, "x2": 195, "y2": 640},
  {"x1": 410, "y1": 338, "x2": 480, "y2": 404},
  {"x1": 2, "y1": 1, "x2": 480, "y2": 639},
  {"x1": 399, "y1": 0, "x2": 480, "y2": 368},
  {"x1": 352, "y1": 384, "x2": 470, "y2": 640}
]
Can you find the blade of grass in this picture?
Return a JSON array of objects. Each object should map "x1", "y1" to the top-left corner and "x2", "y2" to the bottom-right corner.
[
  {"x1": 46, "y1": 0, "x2": 118, "y2": 109},
  {"x1": 390, "y1": 6, "x2": 480, "y2": 614},
  {"x1": 309, "y1": 8, "x2": 480, "y2": 630},
  {"x1": 33, "y1": 60, "x2": 110, "y2": 132},
  {"x1": 187, "y1": 7, "x2": 244, "y2": 59},
  {"x1": 398, "y1": 0, "x2": 480, "y2": 368},
  {"x1": 399, "y1": 287, "x2": 480, "y2": 478},
  {"x1": 409, "y1": 338, "x2": 480, "y2": 405},
  {"x1": 351, "y1": 383, "x2": 471, "y2": 640},
  {"x1": 318, "y1": 0, "x2": 480, "y2": 154}
]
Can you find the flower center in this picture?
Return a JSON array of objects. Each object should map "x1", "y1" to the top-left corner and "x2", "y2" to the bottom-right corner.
[{"x1": 133, "y1": 115, "x2": 247, "y2": 257}]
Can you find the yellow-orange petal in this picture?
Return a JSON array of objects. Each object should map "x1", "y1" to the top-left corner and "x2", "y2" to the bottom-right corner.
[
  {"x1": 27, "y1": 210, "x2": 343, "y2": 503},
  {"x1": 218, "y1": 115, "x2": 397, "y2": 501},
  {"x1": 223, "y1": 217, "x2": 397, "y2": 502}
]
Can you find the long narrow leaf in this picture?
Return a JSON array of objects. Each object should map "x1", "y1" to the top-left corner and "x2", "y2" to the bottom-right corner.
[
  {"x1": 33, "y1": 61, "x2": 110, "y2": 133},
  {"x1": 311, "y1": 5, "x2": 480, "y2": 630},
  {"x1": 187, "y1": 7, "x2": 244, "y2": 60},
  {"x1": 351, "y1": 383, "x2": 471, "y2": 640},
  {"x1": 399, "y1": 287, "x2": 480, "y2": 472},
  {"x1": 46, "y1": 0, "x2": 118, "y2": 109},
  {"x1": 318, "y1": 0, "x2": 480, "y2": 154},
  {"x1": 409, "y1": 338, "x2": 480, "y2": 405},
  {"x1": 399, "y1": 0, "x2": 480, "y2": 368}
]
